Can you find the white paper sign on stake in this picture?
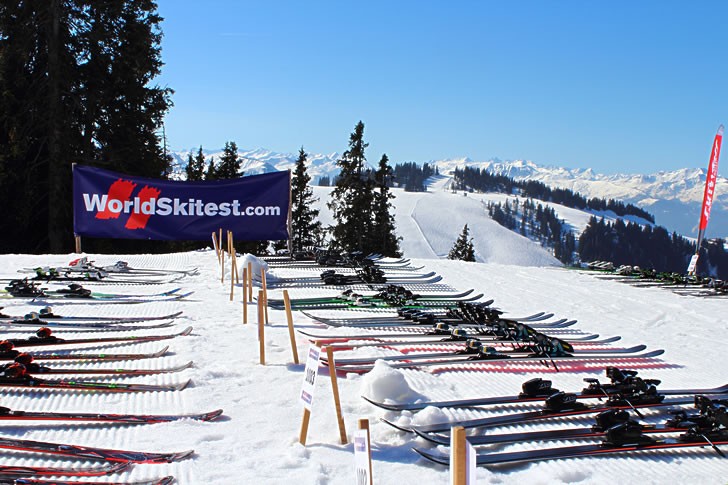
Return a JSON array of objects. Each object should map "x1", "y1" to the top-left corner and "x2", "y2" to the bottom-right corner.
[
  {"x1": 354, "y1": 428, "x2": 371, "y2": 485},
  {"x1": 687, "y1": 254, "x2": 699, "y2": 274},
  {"x1": 450, "y1": 429, "x2": 476, "y2": 484},
  {"x1": 300, "y1": 344, "x2": 321, "y2": 411}
]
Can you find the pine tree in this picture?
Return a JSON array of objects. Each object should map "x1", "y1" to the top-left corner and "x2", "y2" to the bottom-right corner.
[
  {"x1": 448, "y1": 224, "x2": 476, "y2": 261},
  {"x1": 185, "y1": 146, "x2": 206, "y2": 181},
  {"x1": 370, "y1": 154, "x2": 401, "y2": 256},
  {"x1": 205, "y1": 157, "x2": 217, "y2": 180},
  {"x1": 216, "y1": 141, "x2": 242, "y2": 179},
  {"x1": 290, "y1": 147, "x2": 322, "y2": 252},
  {"x1": 328, "y1": 121, "x2": 373, "y2": 253}
]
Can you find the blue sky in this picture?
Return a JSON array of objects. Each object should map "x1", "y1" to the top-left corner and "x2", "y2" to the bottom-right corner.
[{"x1": 156, "y1": 1, "x2": 727, "y2": 175}]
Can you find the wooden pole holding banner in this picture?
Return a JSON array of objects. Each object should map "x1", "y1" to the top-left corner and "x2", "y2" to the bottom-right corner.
[
  {"x1": 358, "y1": 419, "x2": 374, "y2": 485},
  {"x1": 451, "y1": 426, "x2": 467, "y2": 485},
  {"x1": 242, "y1": 268, "x2": 248, "y2": 324},
  {"x1": 74, "y1": 235, "x2": 82, "y2": 254},
  {"x1": 261, "y1": 268, "x2": 269, "y2": 325},
  {"x1": 325, "y1": 346, "x2": 348, "y2": 444},
  {"x1": 283, "y1": 290, "x2": 299, "y2": 364},
  {"x1": 258, "y1": 290, "x2": 265, "y2": 365}
]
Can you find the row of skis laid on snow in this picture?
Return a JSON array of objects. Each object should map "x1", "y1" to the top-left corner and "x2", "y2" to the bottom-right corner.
[
  {"x1": 269, "y1": 256, "x2": 710, "y2": 467},
  {"x1": 297, "y1": 300, "x2": 664, "y2": 372},
  {"x1": 0, "y1": 259, "x2": 219, "y2": 484},
  {"x1": 361, "y1": 367, "x2": 728, "y2": 466}
]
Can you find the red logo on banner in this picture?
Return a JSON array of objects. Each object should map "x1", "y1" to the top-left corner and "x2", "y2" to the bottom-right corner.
[
  {"x1": 125, "y1": 186, "x2": 162, "y2": 230},
  {"x1": 95, "y1": 179, "x2": 136, "y2": 220},
  {"x1": 94, "y1": 178, "x2": 161, "y2": 230}
]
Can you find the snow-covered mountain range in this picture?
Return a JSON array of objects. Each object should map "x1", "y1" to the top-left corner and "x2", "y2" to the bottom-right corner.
[{"x1": 169, "y1": 148, "x2": 728, "y2": 239}]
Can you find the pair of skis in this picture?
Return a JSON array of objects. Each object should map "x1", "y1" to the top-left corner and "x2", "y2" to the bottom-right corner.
[{"x1": 412, "y1": 393, "x2": 728, "y2": 466}]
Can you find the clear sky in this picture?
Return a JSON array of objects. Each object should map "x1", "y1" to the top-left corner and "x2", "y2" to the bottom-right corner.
[{"x1": 155, "y1": 1, "x2": 727, "y2": 175}]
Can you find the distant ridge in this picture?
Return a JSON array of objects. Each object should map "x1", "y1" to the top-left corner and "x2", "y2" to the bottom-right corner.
[{"x1": 168, "y1": 148, "x2": 727, "y2": 238}]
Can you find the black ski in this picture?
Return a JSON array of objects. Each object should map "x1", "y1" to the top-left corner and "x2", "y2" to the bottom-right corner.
[
  {"x1": 0, "y1": 406, "x2": 223, "y2": 424},
  {"x1": 0, "y1": 477, "x2": 174, "y2": 485},
  {"x1": 0, "y1": 435, "x2": 192, "y2": 463},
  {"x1": 7, "y1": 326, "x2": 192, "y2": 348},
  {"x1": 0, "y1": 461, "x2": 130, "y2": 477},
  {"x1": 1, "y1": 346, "x2": 170, "y2": 362},
  {"x1": 0, "y1": 376, "x2": 190, "y2": 392},
  {"x1": 413, "y1": 433, "x2": 728, "y2": 466},
  {"x1": 395, "y1": 393, "x2": 723, "y2": 435}
]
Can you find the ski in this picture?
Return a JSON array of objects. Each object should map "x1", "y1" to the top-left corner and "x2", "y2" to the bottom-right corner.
[
  {"x1": 0, "y1": 406, "x2": 223, "y2": 424},
  {"x1": 7, "y1": 326, "x2": 192, "y2": 348},
  {"x1": 336, "y1": 349, "x2": 666, "y2": 373},
  {"x1": 315, "y1": 326, "x2": 608, "y2": 348},
  {"x1": 0, "y1": 435, "x2": 192, "y2": 463},
  {"x1": 325, "y1": 345, "x2": 649, "y2": 366},
  {"x1": 0, "y1": 321, "x2": 175, "y2": 332},
  {"x1": 363, "y1": 370, "x2": 728, "y2": 411},
  {"x1": 0, "y1": 477, "x2": 174, "y2": 485},
  {"x1": 0, "y1": 461, "x2": 130, "y2": 477},
  {"x1": 275, "y1": 293, "x2": 486, "y2": 311},
  {"x1": 413, "y1": 432, "x2": 728, "y2": 466},
  {"x1": 414, "y1": 397, "x2": 725, "y2": 446},
  {"x1": 0, "y1": 310, "x2": 184, "y2": 323},
  {"x1": 0, "y1": 286, "x2": 182, "y2": 299},
  {"x1": 266, "y1": 288, "x2": 475, "y2": 306},
  {"x1": 20, "y1": 361, "x2": 194, "y2": 376},
  {"x1": 0, "y1": 376, "x2": 190, "y2": 392},
  {"x1": 0, "y1": 291, "x2": 194, "y2": 304},
  {"x1": 395, "y1": 392, "x2": 722, "y2": 435},
  {"x1": 300, "y1": 310, "x2": 555, "y2": 328},
  {"x1": 1, "y1": 346, "x2": 170, "y2": 362}
]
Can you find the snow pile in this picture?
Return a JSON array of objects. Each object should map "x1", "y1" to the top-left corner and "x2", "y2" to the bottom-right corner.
[{"x1": 359, "y1": 361, "x2": 425, "y2": 403}]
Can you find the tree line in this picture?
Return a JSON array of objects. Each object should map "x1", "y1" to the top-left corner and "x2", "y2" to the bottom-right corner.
[
  {"x1": 578, "y1": 216, "x2": 728, "y2": 277},
  {"x1": 1, "y1": 0, "x2": 173, "y2": 253},
  {"x1": 486, "y1": 199, "x2": 576, "y2": 264},
  {"x1": 453, "y1": 166, "x2": 655, "y2": 222}
]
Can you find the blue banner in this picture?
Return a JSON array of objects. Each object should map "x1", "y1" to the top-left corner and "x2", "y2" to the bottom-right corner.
[{"x1": 73, "y1": 165, "x2": 290, "y2": 241}]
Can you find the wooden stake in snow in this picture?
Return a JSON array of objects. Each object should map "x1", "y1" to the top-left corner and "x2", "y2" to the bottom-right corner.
[
  {"x1": 450, "y1": 425, "x2": 475, "y2": 485},
  {"x1": 247, "y1": 262, "x2": 253, "y2": 301},
  {"x1": 261, "y1": 268, "x2": 269, "y2": 325},
  {"x1": 325, "y1": 346, "x2": 348, "y2": 444},
  {"x1": 74, "y1": 235, "x2": 82, "y2": 254},
  {"x1": 258, "y1": 290, "x2": 265, "y2": 365},
  {"x1": 355, "y1": 419, "x2": 373, "y2": 485},
  {"x1": 212, "y1": 232, "x2": 220, "y2": 264},
  {"x1": 283, "y1": 290, "x2": 299, "y2": 364},
  {"x1": 242, "y1": 267, "x2": 248, "y2": 324}
]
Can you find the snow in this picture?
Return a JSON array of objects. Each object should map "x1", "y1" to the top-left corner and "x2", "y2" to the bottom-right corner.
[{"x1": 0, "y1": 182, "x2": 726, "y2": 484}]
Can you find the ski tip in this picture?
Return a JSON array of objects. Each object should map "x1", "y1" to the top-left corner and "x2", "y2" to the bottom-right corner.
[
  {"x1": 201, "y1": 409, "x2": 224, "y2": 421},
  {"x1": 180, "y1": 326, "x2": 194, "y2": 336},
  {"x1": 153, "y1": 346, "x2": 171, "y2": 357},
  {"x1": 178, "y1": 379, "x2": 193, "y2": 391},
  {"x1": 412, "y1": 447, "x2": 449, "y2": 465},
  {"x1": 380, "y1": 417, "x2": 413, "y2": 433},
  {"x1": 165, "y1": 449, "x2": 195, "y2": 462}
]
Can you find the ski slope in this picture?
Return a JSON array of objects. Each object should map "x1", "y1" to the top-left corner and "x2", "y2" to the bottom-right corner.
[
  {"x1": 313, "y1": 175, "x2": 561, "y2": 266},
  {"x1": 0, "y1": 245, "x2": 725, "y2": 484}
]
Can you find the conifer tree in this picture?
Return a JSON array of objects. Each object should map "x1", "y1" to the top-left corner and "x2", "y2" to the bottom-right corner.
[
  {"x1": 328, "y1": 121, "x2": 373, "y2": 252},
  {"x1": 370, "y1": 154, "x2": 401, "y2": 256},
  {"x1": 185, "y1": 146, "x2": 206, "y2": 181},
  {"x1": 448, "y1": 224, "x2": 476, "y2": 261},
  {"x1": 216, "y1": 141, "x2": 242, "y2": 179},
  {"x1": 290, "y1": 147, "x2": 322, "y2": 251},
  {"x1": 205, "y1": 157, "x2": 216, "y2": 180}
]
